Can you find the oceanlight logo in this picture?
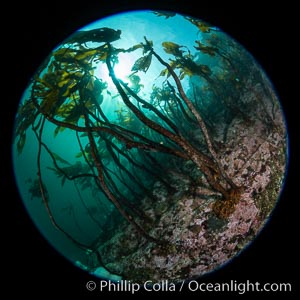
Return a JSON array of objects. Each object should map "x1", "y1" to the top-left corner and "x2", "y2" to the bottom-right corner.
[
  {"x1": 186, "y1": 280, "x2": 292, "y2": 294},
  {"x1": 86, "y1": 280, "x2": 292, "y2": 294}
]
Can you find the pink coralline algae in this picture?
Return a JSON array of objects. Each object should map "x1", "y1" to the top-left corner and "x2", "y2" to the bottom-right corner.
[{"x1": 96, "y1": 67, "x2": 287, "y2": 284}]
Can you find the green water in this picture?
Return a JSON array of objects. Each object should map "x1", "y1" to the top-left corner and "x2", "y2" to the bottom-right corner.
[{"x1": 12, "y1": 10, "x2": 288, "y2": 282}]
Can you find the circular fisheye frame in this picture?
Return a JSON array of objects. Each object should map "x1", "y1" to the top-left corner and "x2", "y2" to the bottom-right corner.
[{"x1": 13, "y1": 10, "x2": 288, "y2": 284}]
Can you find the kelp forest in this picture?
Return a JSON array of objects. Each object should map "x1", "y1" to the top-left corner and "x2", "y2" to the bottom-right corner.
[{"x1": 13, "y1": 11, "x2": 287, "y2": 282}]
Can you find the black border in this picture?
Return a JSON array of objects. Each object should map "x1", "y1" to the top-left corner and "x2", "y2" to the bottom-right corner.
[{"x1": 4, "y1": 0, "x2": 298, "y2": 297}]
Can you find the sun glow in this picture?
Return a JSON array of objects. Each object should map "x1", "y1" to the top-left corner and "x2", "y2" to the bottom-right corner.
[
  {"x1": 114, "y1": 53, "x2": 134, "y2": 81},
  {"x1": 95, "y1": 52, "x2": 135, "y2": 91}
]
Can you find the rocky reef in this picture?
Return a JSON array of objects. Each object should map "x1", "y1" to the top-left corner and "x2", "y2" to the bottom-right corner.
[{"x1": 95, "y1": 72, "x2": 287, "y2": 283}]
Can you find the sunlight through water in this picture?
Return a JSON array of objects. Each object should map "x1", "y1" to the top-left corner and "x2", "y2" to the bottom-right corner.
[{"x1": 13, "y1": 9, "x2": 288, "y2": 284}]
